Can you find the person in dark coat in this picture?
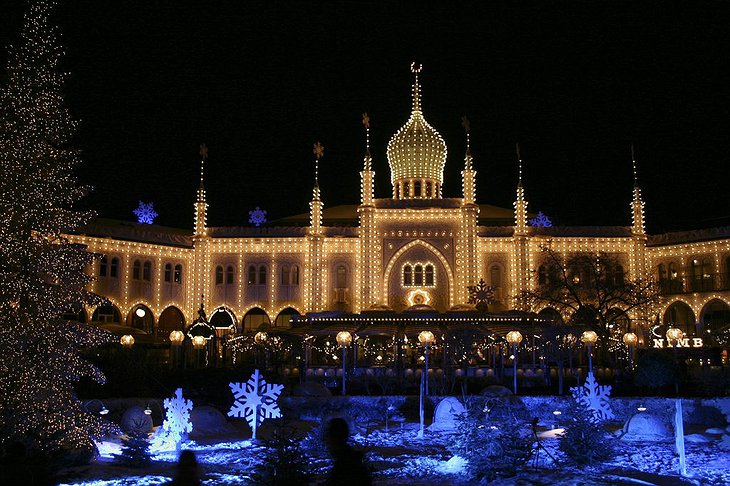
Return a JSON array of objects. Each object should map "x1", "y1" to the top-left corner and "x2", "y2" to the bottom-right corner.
[
  {"x1": 166, "y1": 449, "x2": 202, "y2": 486},
  {"x1": 324, "y1": 417, "x2": 372, "y2": 486}
]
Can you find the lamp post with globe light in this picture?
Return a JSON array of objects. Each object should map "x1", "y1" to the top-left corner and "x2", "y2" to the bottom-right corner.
[
  {"x1": 666, "y1": 327, "x2": 684, "y2": 394},
  {"x1": 581, "y1": 330, "x2": 598, "y2": 375},
  {"x1": 336, "y1": 331, "x2": 353, "y2": 395},
  {"x1": 623, "y1": 331, "x2": 638, "y2": 371},
  {"x1": 255, "y1": 331, "x2": 268, "y2": 369},
  {"x1": 120, "y1": 334, "x2": 135, "y2": 348},
  {"x1": 169, "y1": 330, "x2": 184, "y2": 368},
  {"x1": 506, "y1": 331, "x2": 523, "y2": 395},
  {"x1": 192, "y1": 335, "x2": 207, "y2": 368},
  {"x1": 417, "y1": 330, "x2": 436, "y2": 438}
]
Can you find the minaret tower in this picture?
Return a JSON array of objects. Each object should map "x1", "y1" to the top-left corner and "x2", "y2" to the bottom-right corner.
[
  {"x1": 630, "y1": 144, "x2": 646, "y2": 237},
  {"x1": 458, "y1": 116, "x2": 479, "y2": 303},
  {"x1": 357, "y1": 113, "x2": 380, "y2": 311},
  {"x1": 192, "y1": 144, "x2": 211, "y2": 317},
  {"x1": 461, "y1": 116, "x2": 477, "y2": 205},
  {"x1": 305, "y1": 142, "x2": 325, "y2": 312},
  {"x1": 513, "y1": 143, "x2": 530, "y2": 309},
  {"x1": 194, "y1": 144, "x2": 208, "y2": 238}
]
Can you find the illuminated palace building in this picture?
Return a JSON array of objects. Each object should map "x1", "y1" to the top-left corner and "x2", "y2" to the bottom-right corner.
[{"x1": 68, "y1": 66, "x2": 729, "y2": 367}]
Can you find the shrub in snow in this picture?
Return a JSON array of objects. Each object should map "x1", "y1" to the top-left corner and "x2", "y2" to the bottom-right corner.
[
  {"x1": 120, "y1": 406, "x2": 153, "y2": 436},
  {"x1": 250, "y1": 420, "x2": 312, "y2": 485},
  {"x1": 114, "y1": 433, "x2": 152, "y2": 468},
  {"x1": 559, "y1": 401, "x2": 615, "y2": 466},
  {"x1": 448, "y1": 398, "x2": 531, "y2": 482}
]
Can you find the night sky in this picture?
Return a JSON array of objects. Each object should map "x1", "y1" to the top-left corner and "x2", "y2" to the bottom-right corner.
[{"x1": 2, "y1": 1, "x2": 729, "y2": 234}]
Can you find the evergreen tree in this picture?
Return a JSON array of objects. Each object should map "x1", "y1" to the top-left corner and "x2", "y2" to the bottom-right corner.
[
  {"x1": 0, "y1": 0, "x2": 116, "y2": 462},
  {"x1": 115, "y1": 433, "x2": 153, "y2": 469}
]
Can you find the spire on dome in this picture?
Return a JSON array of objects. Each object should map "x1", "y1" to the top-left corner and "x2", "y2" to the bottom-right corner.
[
  {"x1": 461, "y1": 116, "x2": 476, "y2": 204},
  {"x1": 194, "y1": 143, "x2": 209, "y2": 237},
  {"x1": 411, "y1": 62, "x2": 422, "y2": 113},
  {"x1": 310, "y1": 142, "x2": 324, "y2": 232},
  {"x1": 516, "y1": 142, "x2": 523, "y2": 187},
  {"x1": 462, "y1": 115, "x2": 472, "y2": 166},
  {"x1": 312, "y1": 141, "x2": 323, "y2": 199}
]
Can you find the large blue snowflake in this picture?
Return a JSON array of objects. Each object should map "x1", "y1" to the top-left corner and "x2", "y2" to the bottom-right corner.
[
  {"x1": 529, "y1": 211, "x2": 552, "y2": 227},
  {"x1": 133, "y1": 201, "x2": 158, "y2": 224},
  {"x1": 248, "y1": 207, "x2": 267, "y2": 227}
]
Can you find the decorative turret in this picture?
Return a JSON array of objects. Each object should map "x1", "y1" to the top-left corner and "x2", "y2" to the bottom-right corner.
[
  {"x1": 461, "y1": 116, "x2": 476, "y2": 205},
  {"x1": 309, "y1": 142, "x2": 324, "y2": 233},
  {"x1": 513, "y1": 143, "x2": 529, "y2": 236},
  {"x1": 194, "y1": 144, "x2": 208, "y2": 238},
  {"x1": 360, "y1": 113, "x2": 374, "y2": 206},
  {"x1": 387, "y1": 63, "x2": 447, "y2": 199},
  {"x1": 630, "y1": 144, "x2": 646, "y2": 237}
]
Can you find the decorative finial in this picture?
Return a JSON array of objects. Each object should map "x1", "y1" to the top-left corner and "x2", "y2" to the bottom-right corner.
[
  {"x1": 462, "y1": 116, "x2": 471, "y2": 158},
  {"x1": 313, "y1": 141, "x2": 324, "y2": 187},
  {"x1": 631, "y1": 143, "x2": 638, "y2": 187},
  {"x1": 198, "y1": 143, "x2": 207, "y2": 189},
  {"x1": 362, "y1": 112, "x2": 371, "y2": 159},
  {"x1": 410, "y1": 62, "x2": 422, "y2": 112},
  {"x1": 516, "y1": 142, "x2": 523, "y2": 185}
]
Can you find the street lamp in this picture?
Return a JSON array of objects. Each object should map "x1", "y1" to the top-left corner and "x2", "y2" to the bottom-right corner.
[
  {"x1": 120, "y1": 334, "x2": 135, "y2": 348},
  {"x1": 169, "y1": 330, "x2": 185, "y2": 368},
  {"x1": 506, "y1": 331, "x2": 523, "y2": 395},
  {"x1": 666, "y1": 327, "x2": 683, "y2": 394},
  {"x1": 623, "y1": 332, "x2": 638, "y2": 370},
  {"x1": 336, "y1": 331, "x2": 353, "y2": 395},
  {"x1": 580, "y1": 330, "x2": 598, "y2": 375},
  {"x1": 254, "y1": 331, "x2": 268, "y2": 345},
  {"x1": 417, "y1": 330, "x2": 436, "y2": 439}
]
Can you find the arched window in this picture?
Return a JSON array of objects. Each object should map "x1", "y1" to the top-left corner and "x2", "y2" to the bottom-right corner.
[
  {"x1": 99, "y1": 256, "x2": 108, "y2": 277},
  {"x1": 142, "y1": 261, "x2": 152, "y2": 282},
  {"x1": 215, "y1": 265, "x2": 224, "y2": 285},
  {"x1": 336, "y1": 265, "x2": 347, "y2": 288},
  {"x1": 658, "y1": 263, "x2": 667, "y2": 280},
  {"x1": 702, "y1": 258, "x2": 713, "y2": 291},
  {"x1": 668, "y1": 262, "x2": 681, "y2": 293},
  {"x1": 226, "y1": 265, "x2": 234, "y2": 285},
  {"x1": 292, "y1": 265, "x2": 300, "y2": 285},
  {"x1": 132, "y1": 259, "x2": 141, "y2": 280},
  {"x1": 395, "y1": 184, "x2": 400, "y2": 199},
  {"x1": 281, "y1": 265, "x2": 290, "y2": 285},
  {"x1": 164, "y1": 263, "x2": 172, "y2": 282},
  {"x1": 110, "y1": 257, "x2": 119, "y2": 278},
  {"x1": 174, "y1": 264, "x2": 182, "y2": 284},
  {"x1": 425, "y1": 181, "x2": 432, "y2": 197},
  {"x1": 414, "y1": 264, "x2": 423, "y2": 285},
  {"x1": 403, "y1": 181, "x2": 410, "y2": 198},
  {"x1": 425, "y1": 264, "x2": 434, "y2": 286},
  {"x1": 538, "y1": 265, "x2": 548, "y2": 285},
  {"x1": 414, "y1": 180, "x2": 421, "y2": 197},
  {"x1": 258, "y1": 265, "x2": 267, "y2": 285},
  {"x1": 615, "y1": 265, "x2": 624, "y2": 286},
  {"x1": 403, "y1": 265, "x2": 413, "y2": 286},
  {"x1": 248, "y1": 265, "x2": 257, "y2": 285}
]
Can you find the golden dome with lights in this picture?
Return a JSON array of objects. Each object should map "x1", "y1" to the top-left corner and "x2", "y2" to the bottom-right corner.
[{"x1": 387, "y1": 64, "x2": 447, "y2": 199}]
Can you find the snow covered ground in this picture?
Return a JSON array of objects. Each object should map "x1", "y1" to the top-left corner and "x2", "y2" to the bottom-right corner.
[{"x1": 57, "y1": 423, "x2": 730, "y2": 485}]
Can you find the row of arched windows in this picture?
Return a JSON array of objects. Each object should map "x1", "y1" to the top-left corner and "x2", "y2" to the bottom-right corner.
[
  {"x1": 658, "y1": 257, "x2": 724, "y2": 293},
  {"x1": 537, "y1": 263, "x2": 624, "y2": 287},
  {"x1": 216, "y1": 264, "x2": 301, "y2": 286},
  {"x1": 98, "y1": 257, "x2": 184, "y2": 284},
  {"x1": 403, "y1": 263, "x2": 435, "y2": 287}
]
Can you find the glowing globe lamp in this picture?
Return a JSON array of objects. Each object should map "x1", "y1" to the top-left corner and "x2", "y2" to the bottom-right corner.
[
  {"x1": 120, "y1": 334, "x2": 135, "y2": 348},
  {"x1": 666, "y1": 327, "x2": 683, "y2": 344},
  {"x1": 506, "y1": 330, "x2": 523, "y2": 346},
  {"x1": 192, "y1": 335, "x2": 207, "y2": 349},
  {"x1": 623, "y1": 332, "x2": 638, "y2": 346},
  {"x1": 254, "y1": 331, "x2": 268, "y2": 345},
  {"x1": 169, "y1": 330, "x2": 185, "y2": 345},
  {"x1": 336, "y1": 331, "x2": 353, "y2": 347},
  {"x1": 580, "y1": 330, "x2": 598, "y2": 345},
  {"x1": 418, "y1": 330, "x2": 436, "y2": 346}
]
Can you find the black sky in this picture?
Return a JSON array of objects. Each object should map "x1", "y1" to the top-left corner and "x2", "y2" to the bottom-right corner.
[{"x1": 2, "y1": 1, "x2": 729, "y2": 233}]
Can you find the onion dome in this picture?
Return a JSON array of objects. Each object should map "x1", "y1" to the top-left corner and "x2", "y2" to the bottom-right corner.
[{"x1": 387, "y1": 64, "x2": 447, "y2": 199}]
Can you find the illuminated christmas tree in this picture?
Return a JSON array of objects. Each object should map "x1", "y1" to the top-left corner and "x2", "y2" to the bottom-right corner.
[{"x1": 0, "y1": 0, "x2": 116, "y2": 462}]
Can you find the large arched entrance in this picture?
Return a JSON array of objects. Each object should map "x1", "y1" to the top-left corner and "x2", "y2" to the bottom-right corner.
[
  {"x1": 700, "y1": 299, "x2": 730, "y2": 333},
  {"x1": 274, "y1": 307, "x2": 301, "y2": 328},
  {"x1": 663, "y1": 301, "x2": 696, "y2": 335},
  {"x1": 243, "y1": 307, "x2": 271, "y2": 332},
  {"x1": 384, "y1": 240, "x2": 453, "y2": 313},
  {"x1": 126, "y1": 304, "x2": 155, "y2": 333},
  {"x1": 158, "y1": 306, "x2": 186, "y2": 334}
]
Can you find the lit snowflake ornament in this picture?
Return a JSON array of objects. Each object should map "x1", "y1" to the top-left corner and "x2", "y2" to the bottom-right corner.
[
  {"x1": 529, "y1": 211, "x2": 552, "y2": 228},
  {"x1": 248, "y1": 207, "x2": 267, "y2": 227},
  {"x1": 468, "y1": 279, "x2": 495, "y2": 311},
  {"x1": 159, "y1": 388, "x2": 193, "y2": 445},
  {"x1": 228, "y1": 369, "x2": 283, "y2": 439},
  {"x1": 570, "y1": 371, "x2": 614, "y2": 421},
  {"x1": 133, "y1": 201, "x2": 158, "y2": 224}
]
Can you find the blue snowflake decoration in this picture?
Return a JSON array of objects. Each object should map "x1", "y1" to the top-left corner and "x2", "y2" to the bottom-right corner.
[
  {"x1": 248, "y1": 207, "x2": 267, "y2": 227},
  {"x1": 133, "y1": 201, "x2": 158, "y2": 224},
  {"x1": 529, "y1": 211, "x2": 553, "y2": 227}
]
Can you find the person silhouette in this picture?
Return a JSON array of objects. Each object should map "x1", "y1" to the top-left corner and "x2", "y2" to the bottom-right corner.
[
  {"x1": 324, "y1": 417, "x2": 372, "y2": 486},
  {"x1": 166, "y1": 449, "x2": 202, "y2": 486}
]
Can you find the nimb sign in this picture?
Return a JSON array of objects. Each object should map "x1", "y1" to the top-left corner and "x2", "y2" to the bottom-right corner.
[{"x1": 652, "y1": 338, "x2": 704, "y2": 348}]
